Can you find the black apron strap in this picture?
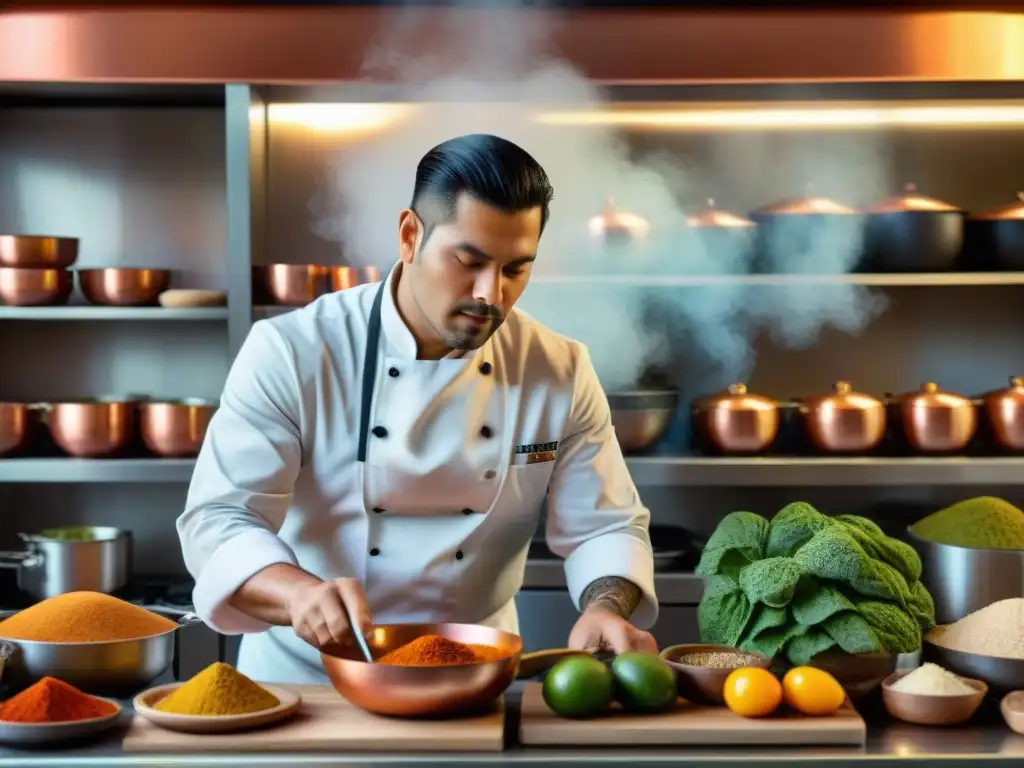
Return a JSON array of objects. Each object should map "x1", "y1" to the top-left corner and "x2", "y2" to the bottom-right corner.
[{"x1": 357, "y1": 280, "x2": 387, "y2": 463}]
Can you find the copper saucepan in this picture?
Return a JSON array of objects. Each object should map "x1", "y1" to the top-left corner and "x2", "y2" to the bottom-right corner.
[
  {"x1": 978, "y1": 376, "x2": 1024, "y2": 452},
  {"x1": 798, "y1": 381, "x2": 886, "y2": 453},
  {"x1": 691, "y1": 383, "x2": 779, "y2": 454},
  {"x1": 0, "y1": 403, "x2": 34, "y2": 457},
  {"x1": 889, "y1": 382, "x2": 977, "y2": 453},
  {"x1": 140, "y1": 399, "x2": 217, "y2": 458},
  {"x1": 40, "y1": 398, "x2": 139, "y2": 458},
  {"x1": 320, "y1": 623, "x2": 590, "y2": 718}
]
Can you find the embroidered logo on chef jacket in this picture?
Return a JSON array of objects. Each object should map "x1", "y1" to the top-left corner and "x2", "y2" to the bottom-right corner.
[{"x1": 511, "y1": 441, "x2": 559, "y2": 466}]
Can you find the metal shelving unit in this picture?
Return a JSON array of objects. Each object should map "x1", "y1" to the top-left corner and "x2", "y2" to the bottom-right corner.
[
  {"x1": 0, "y1": 459, "x2": 196, "y2": 484},
  {"x1": 0, "y1": 307, "x2": 228, "y2": 321}
]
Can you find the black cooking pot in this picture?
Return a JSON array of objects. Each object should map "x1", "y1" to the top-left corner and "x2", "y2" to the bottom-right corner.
[
  {"x1": 749, "y1": 188, "x2": 863, "y2": 274},
  {"x1": 963, "y1": 193, "x2": 1024, "y2": 271},
  {"x1": 861, "y1": 183, "x2": 965, "y2": 273}
]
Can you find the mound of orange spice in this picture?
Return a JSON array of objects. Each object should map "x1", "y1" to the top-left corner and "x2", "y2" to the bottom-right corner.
[
  {"x1": 377, "y1": 634, "x2": 506, "y2": 667},
  {"x1": 0, "y1": 677, "x2": 118, "y2": 723}
]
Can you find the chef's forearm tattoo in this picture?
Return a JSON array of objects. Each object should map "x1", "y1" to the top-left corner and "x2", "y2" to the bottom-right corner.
[{"x1": 580, "y1": 576, "x2": 642, "y2": 619}]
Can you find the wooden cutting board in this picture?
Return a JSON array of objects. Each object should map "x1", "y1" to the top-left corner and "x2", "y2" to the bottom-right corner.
[
  {"x1": 123, "y1": 684, "x2": 505, "y2": 753},
  {"x1": 519, "y1": 682, "x2": 865, "y2": 747}
]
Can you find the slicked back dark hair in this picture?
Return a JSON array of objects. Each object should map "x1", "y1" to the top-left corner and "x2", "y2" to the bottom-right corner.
[{"x1": 410, "y1": 134, "x2": 554, "y2": 242}]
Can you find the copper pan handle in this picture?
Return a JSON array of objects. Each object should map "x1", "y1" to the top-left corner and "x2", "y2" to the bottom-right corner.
[{"x1": 516, "y1": 648, "x2": 596, "y2": 679}]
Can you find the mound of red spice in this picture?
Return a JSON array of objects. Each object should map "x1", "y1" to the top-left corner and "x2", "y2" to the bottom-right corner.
[
  {"x1": 377, "y1": 634, "x2": 504, "y2": 667},
  {"x1": 0, "y1": 677, "x2": 118, "y2": 723}
]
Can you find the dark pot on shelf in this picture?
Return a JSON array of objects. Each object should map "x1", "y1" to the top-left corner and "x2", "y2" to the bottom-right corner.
[
  {"x1": 861, "y1": 183, "x2": 965, "y2": 273},
  {"x1": 964, "y1": 193, "x2": 1024, "y2": 271},
  {"x1": 607, "y1": 389, "x2": 678, "y2": 454},
  {"x1": 749, "y1": 188, "x2": 863, "y2": 274},
  {"x1": 978, "y1": 376, "x2": 1024, "y2": 452},
  {"x1": 888, "y1": 382, "x2": 977, "y2": 454},
  {"x1": 691, "y1": 383, "x2": 780, "y2": 455},
  {"x1": 797, "y1": 381, "x2": 886, "y2": 454},
  {"x1": 682, "y1": 199, "x2": 757, "y2": 271}
]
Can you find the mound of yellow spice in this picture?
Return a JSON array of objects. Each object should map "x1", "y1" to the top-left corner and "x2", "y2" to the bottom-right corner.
[
  {"x1": 155, "y1": 662, "x2": 279, "y2": 716},
  {"x1": 0, "y1": 592, "x2": 178, "y2": 643}
]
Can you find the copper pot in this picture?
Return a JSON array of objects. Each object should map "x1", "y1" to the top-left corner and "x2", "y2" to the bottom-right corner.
[
  {"x1": 78, "y1": 268, "x2": 171, "y2": 306},
  {"x1": 965, "y1": 192, "x2": 1024, "y2": 271},
  {"x1": 750, "y1": 187, "x2": 862, "y2": 273},
  {"x1": 0, "y1": 235, "x2": 79, "y2": 268},
  {"x1": 265, "y1": 264, "x2": 328, "y2": 306},
  {"x1": 863, "y1": 183, "x2": 965, "y2": 272},
  {"x1": 691, "y1": 383, "x2": 779, "y2": 454},
  {"x1": 0, "y1": 267, "x2": 73, "y2": 306},
  {"x1": 140, "y1": 399, "x2": 216, "y2": 458},
  {"x1": 328, "y1": 266, "x2": 381, "y2": 293},
  {"x1": 42, "y1": 398, "x2": 138, "y2": 458},
  {"x1": 890, "y1": 382, "x2": 977, "y2": 453},
  {"x1": 0, "y1": 403, "x2": 33, "y2": 457},
  {"x1": 798, "y1": 381, "x2": 885, "y2": 453},
  {"x1": 587, "y1": 198, "x2": 650, "y2": 244},
  {"x1": 684, "y1": 199, "x2": 757, "y2": 266},
  {"x1": 979, "y1": 376, "x2": 1024, "y2": 451}
]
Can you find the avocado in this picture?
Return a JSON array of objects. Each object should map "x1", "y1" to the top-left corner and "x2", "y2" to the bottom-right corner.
[
  {"x1": 610, "y1": 652, "x2": 678, "y2": 713},
  {"x1": 542, "y1": 655, "x2": 614, "y2": 719}
]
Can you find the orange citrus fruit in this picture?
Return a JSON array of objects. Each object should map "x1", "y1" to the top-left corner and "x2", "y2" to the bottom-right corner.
[
  {"x1": 723, "y1": 667, "x2": 782, "y2": 718},
  {"x1": 782, "y1": 666, "x2": 845, "y2": 716}
]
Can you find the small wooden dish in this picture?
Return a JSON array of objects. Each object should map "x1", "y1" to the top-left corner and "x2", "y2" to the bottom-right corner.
[
  {"x1": 660, "y1": 643, "x2": 772, "y2": 705},
  {"x1": 0, "y1": 700, "x2": 121, "y2": 745},
  {"x1": 882, "y1": 671, "x2": 987, "y2": 726},
  {"x1": 133, "y1": 683, "x2": 301, "y2": 734},
  {"x1": 1000, "y1": 690, "x2": 1024, "y2": 734}
]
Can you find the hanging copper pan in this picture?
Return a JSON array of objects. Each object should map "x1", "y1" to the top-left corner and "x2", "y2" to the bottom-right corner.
[
  {"x1": 798, "y1": 381, "x2": 885, "y2": 453},
  {"x1": 691, "y1": 383, "x2": 779, "y2": 454},
  {"x1": 862, "y1": 183, "x2": 965, "y2": 272}
]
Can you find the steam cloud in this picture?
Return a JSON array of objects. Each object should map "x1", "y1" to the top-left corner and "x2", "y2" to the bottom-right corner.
[{"x1": 311, "y1": 2, "x2": 889, "y2": 397}]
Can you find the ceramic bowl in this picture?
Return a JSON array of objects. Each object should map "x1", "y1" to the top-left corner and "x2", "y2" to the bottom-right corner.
[
  {"x1": 807, "y1": 649, "x2": 897, "y2": 701},
  {"x1": 882, "y1": 670, "x2": 987, "y2": 726},
  {"x1": 660, "y1": 643, "x2": 772, "y2": 705},
  {"x1": 1001, "y1": 690, "x2": 1024, "y2": 734}
]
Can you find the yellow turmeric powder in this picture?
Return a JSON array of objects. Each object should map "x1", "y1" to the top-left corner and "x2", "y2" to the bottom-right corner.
[{"x1": 155, "y1": 662, "x2": 279, "y2": 716}]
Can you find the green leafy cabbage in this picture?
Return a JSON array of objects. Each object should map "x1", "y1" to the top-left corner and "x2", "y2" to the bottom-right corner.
[{"x1": 697, "y1": 503, "x2": 935, "y2": 666}]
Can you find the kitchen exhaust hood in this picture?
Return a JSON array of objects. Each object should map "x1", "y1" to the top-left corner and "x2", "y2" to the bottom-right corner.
[{"x1": 0, "y1": 6, "x2": 1023, "y2": 85}]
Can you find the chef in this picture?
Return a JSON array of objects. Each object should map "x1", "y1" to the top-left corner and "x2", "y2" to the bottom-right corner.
[{"x1": 177, "y1": 133, "x2": 659, "y2": 683}]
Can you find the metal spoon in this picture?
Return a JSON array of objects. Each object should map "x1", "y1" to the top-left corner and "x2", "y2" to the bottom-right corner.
[{"x1": 345, "y1": 602, "x2": 374, "y2": 664}]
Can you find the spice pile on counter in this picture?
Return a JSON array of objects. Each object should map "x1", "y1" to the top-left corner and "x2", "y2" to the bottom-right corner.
[
  {"x1": 910, "y1": 496, "x2": 1024, "y2": 549},
  {"x1": 697, "y1": 502, "x2": 935, "y2": 664},
  {"x1": 890, "y1": 663, "x2": 975, "y2": 696},
  {"x1": 0, "y1": 591, "x2": 177, "y2": 642},
  {"x1": 156, "y1": 662, "x2": 279, "y2": 716},
  {"x1": 377, "y1": 634, "x2": 505, "y2": 666},
  {"x1": 926, "y1": 598, "x2": 1024, "y2": 659},
  {"x1": 0, "y1": 677, "x2": 117, "y2": 723}
]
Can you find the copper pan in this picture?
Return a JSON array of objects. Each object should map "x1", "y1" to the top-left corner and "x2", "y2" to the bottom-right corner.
[
  {"x1": 691, "y1": 383, "x2": 779, "y2": 454},
  {"x1": 889, "y1": 382, "x2": 977, "y2": 453},
  {"x1": 140, "y1": 399, "x2": 217, "y2": 458},
  {"x1": 0, "y1": 236, "x2": 79, "y2": 268},
  {"x1": 41, "y1": 398, "x2": 138, "y2": 458},
  {"x1": 798, "y1": 381, "x2": 885, "y2": 453},
  {"x1": 0, "y1": 403, "x2": 34, "y2": 457},
  {"x1": 0, "y1": 267, "x2": 73, "y2": 306},
  {"x1": 78, "y1": 268, "x2": 171, "y2": 306},
  {"x1": 265, "y1": 264, "x2": 328, "y2": 306},
  {"x1": 328, "y1": 266, "x2": 381, "y2": 293},
  {"x1": 979, "y1": 376, "x2": 1024, "y2": 452},
  {"x1": 320, "y1": 623, "x2": 589, "y2": 718}
]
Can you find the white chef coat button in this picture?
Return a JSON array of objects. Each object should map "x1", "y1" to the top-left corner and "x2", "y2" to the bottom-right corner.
[
  {"x1": 455, "y1": 550, "x2": 464, "y2": 560},
  {"x1": 371, "y1": 426, "x2": 388, "y2": 438},
  {"x1": 462, "y1": 508, "x2": 474, "y2": 515},
  {"x1": 480, "y1": 425, "x2": 493, "y2": 439},
  {"x1": 388, "y1": 367, "x2": 400, "y2": 378},
  {"x1": 483, "y1": 470, "x2": 496, "y2": 480},
  {"x1": 372, "y1": 506, "x2": 385, "y2": 514},
  {"x1": 369, "y1": 547, "x2": 381, "y2": 556},
  {"x1": 479, "y1": 362, "x2": 492, "y2": 375}
]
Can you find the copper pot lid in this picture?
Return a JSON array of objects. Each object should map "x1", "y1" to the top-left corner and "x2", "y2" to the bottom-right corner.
[
  {"x1": 752, "y1": 185, "x2": 857, "y2": 216},
  {"x1": 894, "y1": 381, "x2": 972, "y2": 408},
  {"x1": 588, "y1": 197, "x2": 651, "y2": 239},
  {"x1": 694, "y1": 383, "x2": 777, "y2": 411},
  {"x1": 685, "y1": 199, "x2": 755, "y2": 229},
  {"x1": 983, "y1": 376, "x2": 1024, "y2": 401},
  {"x1": 867, "y1": 183, "x2": 961, "y2": 214},
  {"x1": 971, "y1": 192, "x2": 1024, "y2": 222},
  {"x1": 801, "y1": 381, "x2": 883, "y2": 411}
]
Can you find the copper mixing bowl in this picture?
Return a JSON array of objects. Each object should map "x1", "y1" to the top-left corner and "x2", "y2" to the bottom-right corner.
[
  {"x1": 321, "y1": 623, "x2": 524, "y2": 718},
  {"x1": 0, "y1": 267, "x2": 73, "y2": 306},
  {"x1": 0, "y1": 235, "x2": 79, "y2": 268},
  {"x1": 265, "y1": 264, "x2": 328, "y2": 306},
  {"x1": 328, "y1": 266, "x2": 381, "y2": 293},
  {"x1": 42, "y1": 398, "x2": 138, "y2": 458},
  {"x1": 77, "y1": 268, "x2": 171, "y2": 306},
  {"x1": 140, "y1": 399, "x2": 217, "y2": 458},
  {"x1": 0, "y1": 403, "x2": 33, "y2": 457}
]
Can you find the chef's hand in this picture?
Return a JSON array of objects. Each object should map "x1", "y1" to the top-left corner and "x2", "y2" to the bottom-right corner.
[
  {"x1": 568, "y1": 606, "x2": 658, "y2": 655},
  {"x1": 286, "y1": 577, "x2": 373, "y2": 650}
]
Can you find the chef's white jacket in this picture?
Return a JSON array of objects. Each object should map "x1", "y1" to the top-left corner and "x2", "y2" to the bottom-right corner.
[{"x1": 177, "y1": 264, "x2": 657, "y2": 683}]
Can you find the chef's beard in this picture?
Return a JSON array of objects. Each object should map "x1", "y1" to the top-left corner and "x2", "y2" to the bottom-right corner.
[{"x1": 446, "y1": 301, "x2": 505, "y2": 350}]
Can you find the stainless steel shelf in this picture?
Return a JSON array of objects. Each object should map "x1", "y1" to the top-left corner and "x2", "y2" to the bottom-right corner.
[
  {"x1": 0, "y1": 459, "x2": 196, "y2": 483},
  {"x1": 529, "y1": 272, "x2": 1024, "y2": 287},
  {"x1": 0, "y1": 306, "x2": 228, "y2": 321},
  {"x1": 625, "y1": 456, "x2": 1024, "y2": 486}
]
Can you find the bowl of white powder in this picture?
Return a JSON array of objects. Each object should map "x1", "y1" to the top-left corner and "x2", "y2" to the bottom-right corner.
[
  {"x1": 923, "y1": 597, "x2": 1024, "y2": 691},
  {"x1": 882, "y1": 664, "x2": 987, "y2": 726}
]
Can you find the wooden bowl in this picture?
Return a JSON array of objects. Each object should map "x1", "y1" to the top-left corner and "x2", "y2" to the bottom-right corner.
[
  {"x1": 807, "y1": 649, "x2": 897, "y2": 701},
  {"x1": 660, "y1": 643, "x2": 772, "y2": 705},
  {"x1": 883, "y1": 671, "x2": 987, "y2": 726},
  {"x1": 1000, "y1": 690, "x2": 1024, "y2": 735}
]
